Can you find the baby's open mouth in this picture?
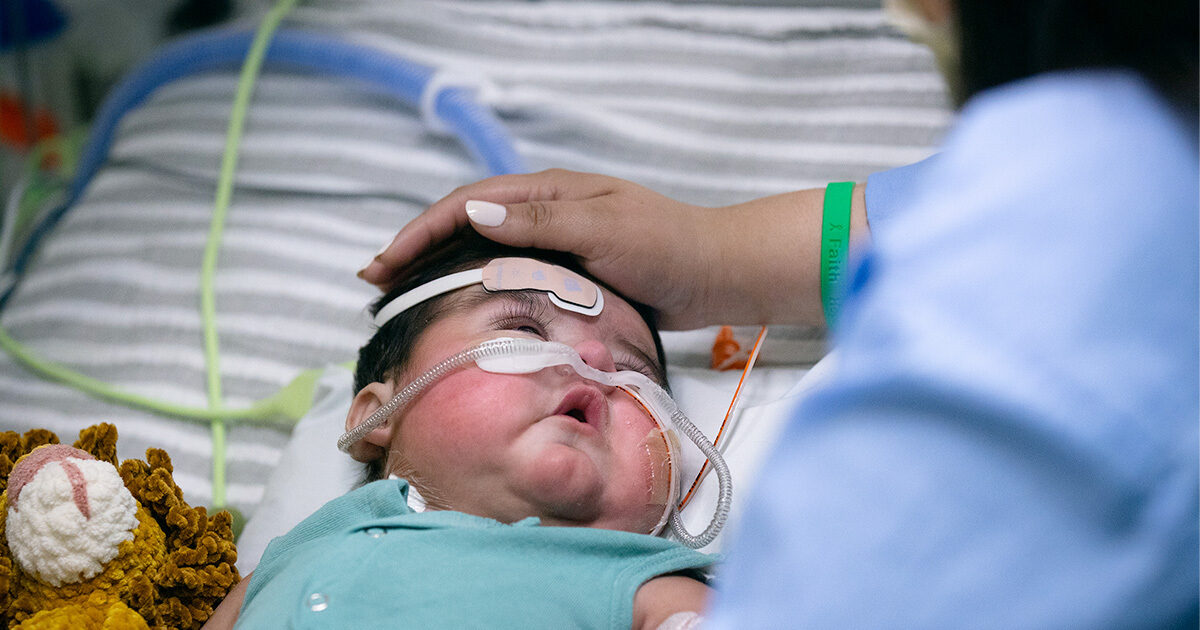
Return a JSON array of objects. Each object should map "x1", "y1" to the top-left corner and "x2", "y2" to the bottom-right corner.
[{"x1": 552, "y1": 385, "x2": 607, "y2": 430}]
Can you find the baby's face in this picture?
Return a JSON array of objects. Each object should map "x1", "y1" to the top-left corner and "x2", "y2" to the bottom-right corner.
[{"x1": 384, "y1": 284, "x2": 671, "y2": 533}]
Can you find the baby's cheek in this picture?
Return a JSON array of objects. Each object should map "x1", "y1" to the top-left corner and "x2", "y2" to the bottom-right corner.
[{"x1": 409, "y1": 371, "x2": 533, "y2": 445}]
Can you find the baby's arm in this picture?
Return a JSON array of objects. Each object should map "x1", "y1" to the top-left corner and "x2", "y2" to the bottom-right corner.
[
  {"x1": 633, "y1": 574, "x2": 711, "y2": 630},
  {"x1": 202, "y1": 572, "x2": 253, "y2": 629}
]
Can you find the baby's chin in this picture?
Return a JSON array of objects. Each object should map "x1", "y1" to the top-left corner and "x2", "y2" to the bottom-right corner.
[
  {"x1": 513, "y1": 443, "x2": 611, "y2": 520},
  {"x1": 516, "y1": 448, "x2": 663, "y2": 533}
]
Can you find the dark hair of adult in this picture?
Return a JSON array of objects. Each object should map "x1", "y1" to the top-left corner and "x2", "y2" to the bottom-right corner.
[
  {"x1": 955, "y1": 0, "x2": 1198, "y2": 117},
  {"x1": 353, "y1": 229, "x2": 667, "y2": 484}
]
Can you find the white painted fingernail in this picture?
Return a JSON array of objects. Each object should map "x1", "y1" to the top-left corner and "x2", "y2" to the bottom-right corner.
[
  {"x1": 359, "y1": 241, "x2": 391, "y2": 272},
  {"x1": 465, "y1": 200, "x2": 506, "y2": 227}
]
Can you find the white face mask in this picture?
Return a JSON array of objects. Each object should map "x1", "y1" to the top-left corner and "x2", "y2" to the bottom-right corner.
[
  {"x1": 339, "y1": 337, "x2": 732, "y2": 549},
  {"x1": 883, "y1": 0, "x2": 963, "y2": 102}
]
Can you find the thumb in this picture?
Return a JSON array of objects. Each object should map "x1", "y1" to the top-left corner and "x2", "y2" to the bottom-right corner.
[{"x1": 465, "y1": 198, "x2": 609, "y2": 257}]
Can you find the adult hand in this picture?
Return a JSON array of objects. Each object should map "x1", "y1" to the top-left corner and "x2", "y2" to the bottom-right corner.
[
  {"x1": 360, "y1": 169, "x2": 864, "y2": 329},
  {"x1": 359, "y1": 169, "x2": 723, "y2": 329}
]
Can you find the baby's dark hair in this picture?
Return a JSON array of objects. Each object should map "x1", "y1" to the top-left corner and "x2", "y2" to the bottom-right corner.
[{"x1": 354, "y1": 229, "x2": 667, "y2": 484}]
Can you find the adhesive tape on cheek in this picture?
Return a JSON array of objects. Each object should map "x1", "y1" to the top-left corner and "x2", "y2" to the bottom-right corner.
[
  {"x1": 619, "y1": 387, "x2": 679, "y2": 535},
  {"x1": 642, "y1": 427, "x2": 673, "y2": 510}
]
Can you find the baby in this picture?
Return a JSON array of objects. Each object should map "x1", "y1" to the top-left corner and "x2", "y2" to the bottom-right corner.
[{"x1": 206, "y1": 232, "x2": 714, "y2": 629}]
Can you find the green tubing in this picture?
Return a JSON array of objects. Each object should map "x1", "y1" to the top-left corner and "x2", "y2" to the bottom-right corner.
[
  {"x1": 201, "y1": 0, "x2": 300, "y2": 509},
  {"x1": 0, "y1": 326, "x2": 325, "y2": 426},
  {"x1": 0, "y1": 0, "x2": 307, "y2": 512}
]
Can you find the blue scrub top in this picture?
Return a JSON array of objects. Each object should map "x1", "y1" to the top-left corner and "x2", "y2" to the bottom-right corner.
[{"x1": 709, "y1": 70, "x2": 1198, "y2": 627}]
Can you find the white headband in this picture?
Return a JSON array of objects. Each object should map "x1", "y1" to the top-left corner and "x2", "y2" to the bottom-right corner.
[{"x1": 374, "y1": 257, "x2": 604, "y2": 327}]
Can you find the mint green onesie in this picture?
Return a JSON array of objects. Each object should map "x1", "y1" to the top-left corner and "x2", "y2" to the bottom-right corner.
[{"x1": 237, "y1": 479, "x2": 715, "y2": 629}]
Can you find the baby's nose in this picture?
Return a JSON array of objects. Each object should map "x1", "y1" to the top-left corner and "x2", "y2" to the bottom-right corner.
[{"x1": 574, "y1": 339, "x2": 616, "y2": 372}]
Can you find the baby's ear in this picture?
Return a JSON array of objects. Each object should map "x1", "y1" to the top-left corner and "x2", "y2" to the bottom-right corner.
[{"x1": 345, "y1": 382, "x2": 397, "y2": 463}]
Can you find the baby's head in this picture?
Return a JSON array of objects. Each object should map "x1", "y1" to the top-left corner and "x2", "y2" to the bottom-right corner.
[{"x1": 345, "y1": 231, "x2": 674, "y2": 534}]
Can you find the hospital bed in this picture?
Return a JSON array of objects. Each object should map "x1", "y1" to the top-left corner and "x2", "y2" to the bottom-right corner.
[{"x1": 0, "y1": 0, "x2": 947, "y2": 571}]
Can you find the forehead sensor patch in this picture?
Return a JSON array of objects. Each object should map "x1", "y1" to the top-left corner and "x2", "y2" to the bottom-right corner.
[{"x1": 374, "y1": 257, "x2": 605, "y2": 327}]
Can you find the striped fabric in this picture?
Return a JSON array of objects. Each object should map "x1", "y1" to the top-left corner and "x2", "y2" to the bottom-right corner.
[{"x1": 0, "y1": 0, "x2": 947, "y2": 517}]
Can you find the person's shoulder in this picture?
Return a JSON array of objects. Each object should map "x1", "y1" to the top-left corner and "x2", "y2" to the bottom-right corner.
[
  {"x1": 952, "y1": 70, "x2": 1195, "y2": 170},
  {"x1": 962, "y1": 70, "x2": 1167, "y2": 119},
  {"x1": 919, "y1": 69, "x2": 1196, "y2": 240}
]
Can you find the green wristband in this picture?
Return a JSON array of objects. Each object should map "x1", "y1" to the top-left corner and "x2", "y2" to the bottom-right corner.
[{"x1": 820, "y1": 182, "x2": 854, "y2": 328}]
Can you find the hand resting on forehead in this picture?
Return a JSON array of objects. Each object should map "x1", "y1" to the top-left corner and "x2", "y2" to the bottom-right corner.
[{"x1": 358, "y1": 169, "x2": 871, "y2": 330}]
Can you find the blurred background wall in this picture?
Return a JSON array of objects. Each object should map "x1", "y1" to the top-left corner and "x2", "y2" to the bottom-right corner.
[{"x1": 0, "y1": 0, "x2": 233, "y2": 192}]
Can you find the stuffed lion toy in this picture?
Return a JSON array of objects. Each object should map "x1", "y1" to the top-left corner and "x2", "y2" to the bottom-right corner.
[{"x1": 0, "y1": 424, "x2": 239, "y2": 629}]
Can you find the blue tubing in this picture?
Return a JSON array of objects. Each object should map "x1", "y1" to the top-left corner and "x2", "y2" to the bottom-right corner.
[
  {"x1": 437, "y1": 87, "x2": 527, "y2": 178},
  {"x1": 1, "y1": 27, "x2": 526, "y2": 310}
]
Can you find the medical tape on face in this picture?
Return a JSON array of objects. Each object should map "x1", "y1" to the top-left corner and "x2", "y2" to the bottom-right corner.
[
  {"x1": 374, "y1": 258, "x2": 604, "y2": 327},
  {"x1": 618, "y1": 388, "x2": 678, "y2": 536}
]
